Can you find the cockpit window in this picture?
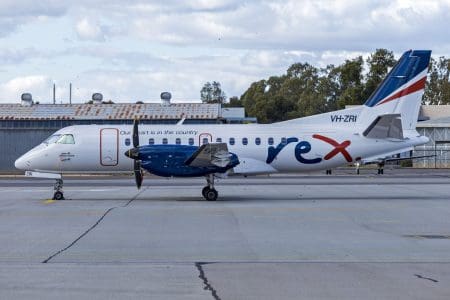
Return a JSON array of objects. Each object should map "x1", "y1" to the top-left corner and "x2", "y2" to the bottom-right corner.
[
  {"x1": 43, "y1": 134, "x2": 61, "y2": 144},
  {"x1": 56, "y1": 134, "x2": 75, "y2": 144}
]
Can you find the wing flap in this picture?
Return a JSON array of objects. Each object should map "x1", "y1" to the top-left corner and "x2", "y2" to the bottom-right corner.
[{"x1": 185, "y1": 143, "x2": 232, "y2": 168}]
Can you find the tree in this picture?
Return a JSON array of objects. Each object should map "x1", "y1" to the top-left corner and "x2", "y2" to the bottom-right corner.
[
  {"x1": 423, "y1": 56, "x2": 450, "y2": 104},
  {"x1": 283, "y1": 63, "x2": 322, "y2": 119},
  {"x1": 335, "y1": 56, "x2": 365, "y2": 108},
  {"x1": 223, "y1": 96, "x2": 243, "y2": 107},
  {"x1": 317, "y1": 65, "x2": 340, "y2": 112},
  {"x1": 240, "y1": 80, "x2": 269, "y2": 122},
  {"x1": 200, "y1": 81, "x2": 227, "y2": 104},
  {"x1": 239, "y1": 50, "x2": 449, "y2": 123},
  {"x1": 363, "y1": 49, "x2": 396, "y2": 101}
]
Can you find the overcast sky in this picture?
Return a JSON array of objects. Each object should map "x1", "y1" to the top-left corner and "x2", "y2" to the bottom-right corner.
[{"x1": 0, "y1": 0, "x2": 448, "y2": 103}]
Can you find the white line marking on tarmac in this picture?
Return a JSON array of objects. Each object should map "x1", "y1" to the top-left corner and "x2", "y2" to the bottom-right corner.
[
  {"x1": 0, "y1": 188, "x2": 121, "y2": 192},
  {"x1": 64, "y1": 189, "x2": 121, "y2": 192},
  {"x1": 0, "y1": 189, "x2": 49, "y2": 192}
]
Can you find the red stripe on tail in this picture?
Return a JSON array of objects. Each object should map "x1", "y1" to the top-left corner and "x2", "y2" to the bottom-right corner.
[{"x1": 376, "y1": 77, "x2": 427, "y2": 106}]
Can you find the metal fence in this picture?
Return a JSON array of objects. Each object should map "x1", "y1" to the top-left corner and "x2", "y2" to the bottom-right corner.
[{"x1": 414, "y1": 146, "x2": 450, "y2": 168}]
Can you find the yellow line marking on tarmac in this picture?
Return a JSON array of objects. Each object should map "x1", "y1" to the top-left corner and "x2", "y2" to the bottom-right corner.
[{"x1": 43, "y1": 199, "x2": 56, "y2": 204}]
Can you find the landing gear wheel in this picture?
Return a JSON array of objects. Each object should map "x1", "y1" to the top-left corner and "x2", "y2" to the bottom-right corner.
[
  {"x1": 52, "y1": 178, "x2": 64, "y2": 200},
  {"x1": 202, "y1": 186, "x2": 209, "y2": 198},
  {"x1": 203, "y1": 174, "x2": 218, "y2": 201},
  {"x1": 203, "y1": 188, "x2": 218, "y2": 201},
  {"x1": 53, "y1": 191, "x2": 64, "y2": 200}
]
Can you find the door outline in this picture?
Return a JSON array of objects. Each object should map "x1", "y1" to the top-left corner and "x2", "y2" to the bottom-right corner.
[
  {"x1": 198, "y1": 133, "x2": 213, "y2": 145},
  {"x1": 100, "y1": 128, "x2": 119, "y2": 166}
]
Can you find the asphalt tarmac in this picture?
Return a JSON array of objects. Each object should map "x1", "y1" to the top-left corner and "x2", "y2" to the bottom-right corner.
[{"x1": 1, "y1": 169, "x2": 450, "y2": 299}]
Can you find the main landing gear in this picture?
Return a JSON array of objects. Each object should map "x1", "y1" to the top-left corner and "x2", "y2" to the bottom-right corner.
[
  {"x1": 355, "y1": 162, "x2": 361, "y2": 175},
  {"x1": 202, "y1": 174, "x2": 218, "y2": 201},
  {"x1": 53, "y1": 179, "x2": 65, "y2": 200},
  {"x1": 377, "y1": 162, "x2": 385, "y2": 175}
]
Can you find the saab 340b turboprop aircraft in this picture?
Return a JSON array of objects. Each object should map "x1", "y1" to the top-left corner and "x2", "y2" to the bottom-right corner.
[{"x1": 15, "y1": 50, "x2": 431, "y2": 201}]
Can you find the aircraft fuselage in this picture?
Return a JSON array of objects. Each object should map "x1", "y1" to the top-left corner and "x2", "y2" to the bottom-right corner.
[{"x1": 15, "y1": 123, "x2": 427, "y2": 175}]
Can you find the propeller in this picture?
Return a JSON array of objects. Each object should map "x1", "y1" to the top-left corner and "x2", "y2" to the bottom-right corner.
[
  {"x1": 125, "y1": 119, "x2": 143, "y2": 189},
  {"x1": 134, "y1": 160, "x2": 143, "y2": 189},
  {"x1": 133, "y1": 118, "x2": 139, "y2": 148}
]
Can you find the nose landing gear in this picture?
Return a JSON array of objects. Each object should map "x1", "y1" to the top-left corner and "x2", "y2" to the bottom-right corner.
[
  {"x1": 202, "y1": 174, "x2": 218, "y2": 201},
  {"x1": 53, "y1": 179, "x2": 65, "y2": 200}
]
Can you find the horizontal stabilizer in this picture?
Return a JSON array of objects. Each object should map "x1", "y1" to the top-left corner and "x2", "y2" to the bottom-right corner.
[{"x1": 363, "y1": 114, "x2": 403, "y2": 139}]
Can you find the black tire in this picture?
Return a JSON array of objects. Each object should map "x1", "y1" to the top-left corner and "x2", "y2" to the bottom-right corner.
[
  {"x1": 204, "y1": 189, "x2": 218, "y2": 201},
  {"x1": 202, "y1": 186, "x2": 209, "y2": 198},
  {"x1": 53, "y1": 191, "x2": 64, "y2": 200}
]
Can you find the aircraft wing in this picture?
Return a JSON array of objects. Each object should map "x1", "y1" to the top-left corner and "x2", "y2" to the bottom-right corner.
[{"x1": 185, "y1": 143, "x2": 232, "y2": 168}]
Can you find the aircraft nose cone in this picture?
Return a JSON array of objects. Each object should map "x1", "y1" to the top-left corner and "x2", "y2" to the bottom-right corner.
[
  {"x1": 15, "y1": 154, "x2": 30, "y2": 170},
  {"x1": 15, "y1": 156, "x2": 26, "y2": 170}
]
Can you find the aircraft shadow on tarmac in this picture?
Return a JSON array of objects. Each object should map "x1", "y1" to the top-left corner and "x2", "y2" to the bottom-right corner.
[{"x1": 58, "y1": 195, "x2": 446, "y2": 202}]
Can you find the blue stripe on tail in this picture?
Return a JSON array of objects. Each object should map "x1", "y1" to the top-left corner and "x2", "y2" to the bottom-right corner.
[{"x1": 364, "y1": 50, "x2": 431, "y2": 107}]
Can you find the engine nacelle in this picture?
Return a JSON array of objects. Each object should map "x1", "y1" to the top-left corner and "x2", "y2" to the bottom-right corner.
[{"x1": 137, "y1": 145, "x2": 239, "y2": 177}]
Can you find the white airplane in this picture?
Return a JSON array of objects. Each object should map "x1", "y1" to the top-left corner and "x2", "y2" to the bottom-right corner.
[{"x1": 15, "y1": 50, "x2": 432, "y2": 201}]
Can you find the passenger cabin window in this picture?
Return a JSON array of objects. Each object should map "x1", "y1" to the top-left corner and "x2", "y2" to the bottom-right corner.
[
  {"x1": 281, "y1": 137, "x2": 287, "y2": 145},
  {"x1": 125, "y1": 138, "x2": 131, "y2": 146},
  {"x1": 216, "y1": 138, "x2": 222, "y2": 143},
  {"x1": 202, "y1": 138, "x2": 209, "y2": 145},
  {"x1": 242, "y1": 137, "x2": 248, "y2": 145},
  {"x1": 162, "y1": 138, "x2": 168, "y2": 145},
  {"x1": 57, "y1": 134, "x2": 75, "y2": 144},
  {"x1": 255, "y1": 137, "x2": 261, "y2": 145},
  {"x1": 268, "y1": 137, "x2": 274, "y2": 145},
  {"x1": 175, "y1": 138, "x2": 181, "y2": 145},
  {"x1": 188, "y1": 138, "x2": 194, "y2": 145},
  {"x1": 229, "y1": 137, "x2": 235, "y2": 145},
  {"x1": 149, "y1": 138, "x2": 154, "y2": 145}
]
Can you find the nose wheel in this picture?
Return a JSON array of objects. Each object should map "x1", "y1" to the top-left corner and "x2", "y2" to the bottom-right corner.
[
  {"x1": 202, "y1": 186, "x2": 218, "y2": 201},
  {"x1": 53, "y1": 179, "x2": 65, "y2": 200},
  {"x1": 203, "y1": 174, "x2": 218, "y2": 201}
]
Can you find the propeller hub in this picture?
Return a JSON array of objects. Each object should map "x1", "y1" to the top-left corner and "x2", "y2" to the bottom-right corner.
[{"x1": 125, "y1": 148, "x2": 140, "y2": 160}]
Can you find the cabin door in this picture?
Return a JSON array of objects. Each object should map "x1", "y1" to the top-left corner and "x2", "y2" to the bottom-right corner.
[{"x1": 100, "y1": 128, "x2": 119, "y2": 166}]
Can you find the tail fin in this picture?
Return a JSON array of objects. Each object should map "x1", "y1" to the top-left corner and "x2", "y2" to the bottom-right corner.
[{"x1": 359, "y1": 50, "x2": 431, "y2": 134}]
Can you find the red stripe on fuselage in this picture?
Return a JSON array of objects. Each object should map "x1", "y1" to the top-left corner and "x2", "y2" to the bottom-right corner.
[{"x1": 376, "y1": 76, "x2": 427, "y2": 106}]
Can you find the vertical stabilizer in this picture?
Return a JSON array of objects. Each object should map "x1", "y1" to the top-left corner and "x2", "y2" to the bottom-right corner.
[{"x1": 359, "y1": 50, "x2": 431, "y2": 134}]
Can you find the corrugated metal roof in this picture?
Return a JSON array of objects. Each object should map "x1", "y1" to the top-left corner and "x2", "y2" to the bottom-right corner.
[{"x1": 0, "y1": 103, "x2": 220, "y2": 120}]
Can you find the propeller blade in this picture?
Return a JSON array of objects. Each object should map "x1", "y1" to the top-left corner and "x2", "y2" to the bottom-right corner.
[
  {"x1": 127, "y1": 119, "x2": 143, "y2": 189},
  {"x1": 134, "y1": 160, "x2": 143, "y2": 189},
  {"x1": 133, "y1": 119, "x2": 140, "y2": 148}
]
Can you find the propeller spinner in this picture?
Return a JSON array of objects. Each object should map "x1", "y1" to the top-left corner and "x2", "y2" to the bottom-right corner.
[{"x1": 125, "y1": 119, "x2": 144, "y2": 189}]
